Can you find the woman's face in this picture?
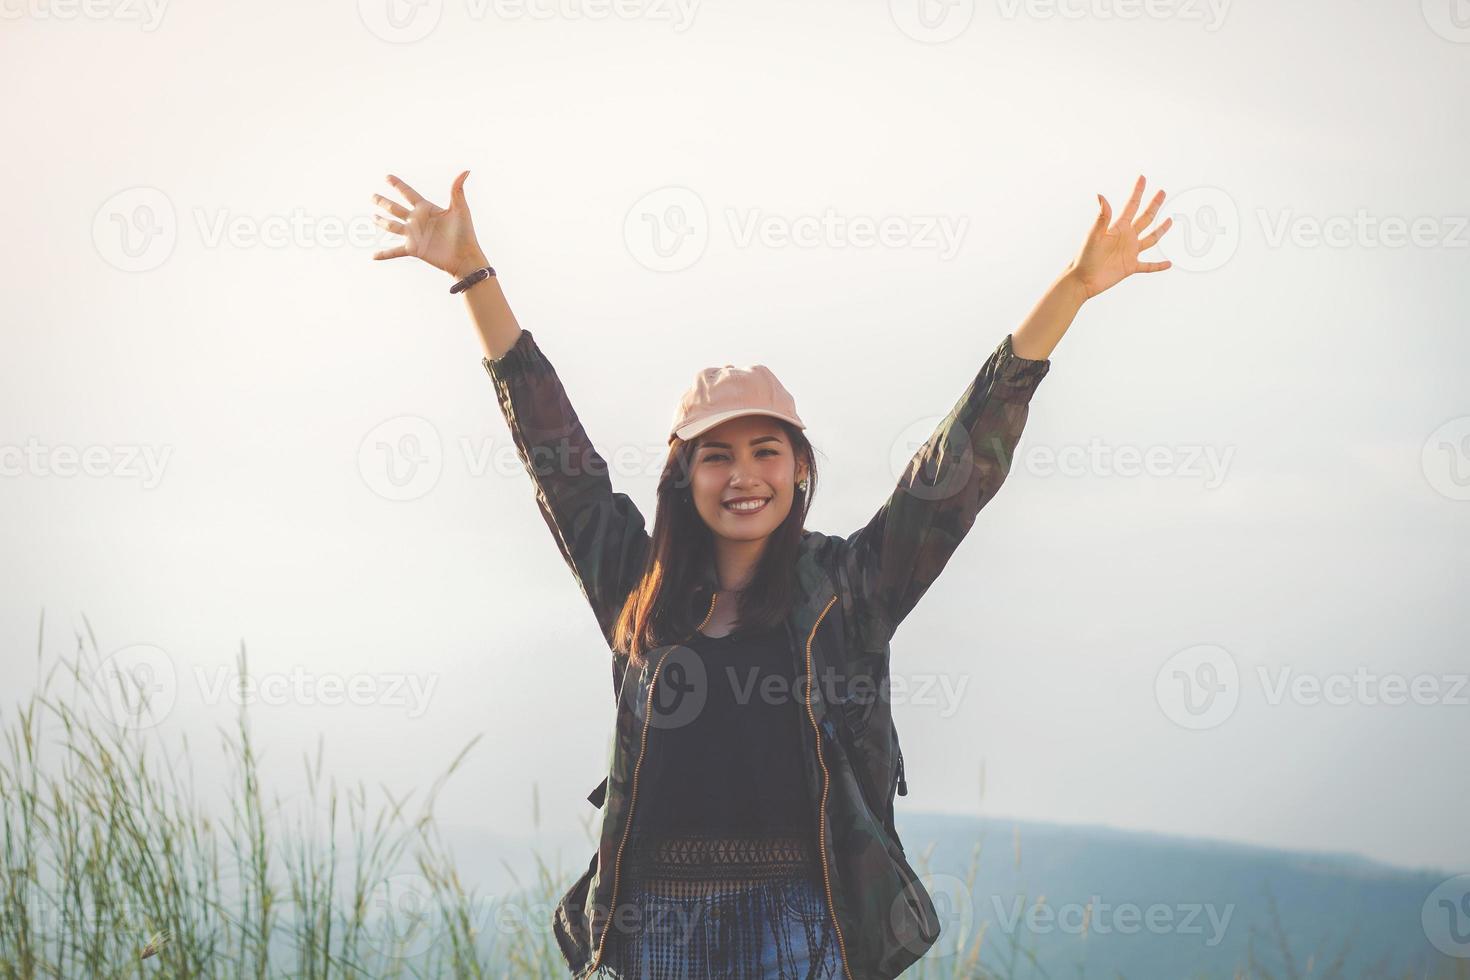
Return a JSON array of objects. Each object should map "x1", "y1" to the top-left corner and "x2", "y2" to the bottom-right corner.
[{"x1": 689, "y1": 415, "x2": 807, "y2": 543}]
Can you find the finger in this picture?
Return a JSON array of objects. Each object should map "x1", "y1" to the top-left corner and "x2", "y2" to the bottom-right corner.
[
  {"x1": 450, "y1": 169, "x2": 470, "y2": 207},
  {"x1": 1117, "y1": 174, "x2": 1147, "y2": 227},
  {"x1": 1093, "y1": 193, "x2": 1112, "y2": 235},
  {"x1": 1136, "y1": 260, "x2": 1172, "y2": 273},
  {"x1": 373, "y1": 214, "x2": 407, "y2": 236},
  {"x1": 386, "y1": 174, "x2": 426, "y2": 207},
  {"x1": 1137, "y1": 216, "x2": 1173, "y2": 251},
  {"x1": 372, "y1": 245, "x2": 409, "y2": 260},
  {"x1": 1132, "y1": 189, "x2": 1165, "y2": 234},
  {"x1": 372, "y1": 193, "x2": 410, "y2": 220}
]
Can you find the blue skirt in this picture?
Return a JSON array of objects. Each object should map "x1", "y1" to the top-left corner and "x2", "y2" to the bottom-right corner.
[{"x1": 592, "y1": 872, "x2": 845, "y2": 979}]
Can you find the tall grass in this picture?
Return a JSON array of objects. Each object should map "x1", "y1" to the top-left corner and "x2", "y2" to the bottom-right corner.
[
  {"x1": 2, "y1": 615, "x2": 1464, "y2": 978},
  {"x1": 0, "y1": 613, "x2": 491, "y2": 978}
]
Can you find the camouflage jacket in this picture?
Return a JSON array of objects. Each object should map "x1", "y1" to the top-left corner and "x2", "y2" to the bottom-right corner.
[{"x1": 481, "y1": 327, "x2": 1051, "y2": 979}]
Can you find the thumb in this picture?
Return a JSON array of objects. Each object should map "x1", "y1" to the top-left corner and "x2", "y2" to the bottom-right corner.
[
  {"x1": 1092, "y1": 193, "x2": 1111, "y2": 234},
  {"x1": 451, "y1": 169, "x2": 470, "y2": 206}
]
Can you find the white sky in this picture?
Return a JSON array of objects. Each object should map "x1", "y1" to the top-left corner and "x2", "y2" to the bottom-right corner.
[{"x1": 1, "y1": 0, "x2": 1467, "y2": 874}]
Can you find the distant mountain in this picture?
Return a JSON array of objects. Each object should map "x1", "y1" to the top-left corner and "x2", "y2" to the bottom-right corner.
[{"x1": 431, "y1": 811, "x2": 1466, "y2": 978}]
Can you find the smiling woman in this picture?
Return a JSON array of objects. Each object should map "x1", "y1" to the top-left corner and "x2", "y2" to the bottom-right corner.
[{"x1": 371, "y1": 169, "x2": 1174, "y2": 979}]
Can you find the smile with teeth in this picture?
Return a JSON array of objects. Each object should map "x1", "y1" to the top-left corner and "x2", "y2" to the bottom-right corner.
[{"x1": 723, "y1": 497, "x2": 771, "y2": 514}]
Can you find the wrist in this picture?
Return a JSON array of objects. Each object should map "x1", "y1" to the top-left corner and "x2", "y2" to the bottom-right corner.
[
  {"x1": 448, "y1": 249, "x2": 491, "y2": 280},
  {"x1": 1056, "y1": 266, "x2": 1090, "y2": 307}
]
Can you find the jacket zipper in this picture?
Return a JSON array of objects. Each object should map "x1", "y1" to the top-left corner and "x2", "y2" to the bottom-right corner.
[
  {"x1": 805, "y1": 592, "x2": 854, "y2": 980},
  {"x1": 586, "y1": 590, "x2": 854, "y2": 980},
  {"x1": 582, "y1": 594, "x2": 715, "y2": 977}
]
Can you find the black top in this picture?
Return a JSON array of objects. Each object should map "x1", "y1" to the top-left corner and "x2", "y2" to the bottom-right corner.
[{"x1": 633, "y1": 620, "x2": 812, "y2": 839}]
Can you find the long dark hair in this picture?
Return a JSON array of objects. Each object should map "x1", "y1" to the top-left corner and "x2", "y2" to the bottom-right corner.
[{"x1": 610, "y1": 420, "x2": 820, "y2": 669}]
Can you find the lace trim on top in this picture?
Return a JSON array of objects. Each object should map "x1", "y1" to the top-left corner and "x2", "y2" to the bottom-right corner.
[{"x1": 625, "y1": 830, "x2": 820, "y2": 885}]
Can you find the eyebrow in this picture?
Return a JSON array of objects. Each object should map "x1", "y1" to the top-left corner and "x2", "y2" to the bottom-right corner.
[{"x1": 699, "y1": 435, "x2": 784, "y2": 450}]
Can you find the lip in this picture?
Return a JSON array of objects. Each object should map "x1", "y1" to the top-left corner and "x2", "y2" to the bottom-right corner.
[{"x1": 722, "y1": 496, "x2": 771, "y2": 515}]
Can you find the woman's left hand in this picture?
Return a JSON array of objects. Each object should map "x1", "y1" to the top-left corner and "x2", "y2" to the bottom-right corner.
[{"x1": 1066, "y1": 175, "x2": 1175, "y2": 300}]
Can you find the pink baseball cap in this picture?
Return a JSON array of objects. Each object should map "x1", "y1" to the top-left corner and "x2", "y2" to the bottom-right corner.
[{"x1": 669, "y1": 361, "x2": 806, "y2": 445}]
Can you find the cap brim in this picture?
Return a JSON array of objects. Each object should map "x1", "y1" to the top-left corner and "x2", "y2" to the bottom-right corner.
[{"x1": 672, "y1": 409, "x2": 803, "y2": 444}]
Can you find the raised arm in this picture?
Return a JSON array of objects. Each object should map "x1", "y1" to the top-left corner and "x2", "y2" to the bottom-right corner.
[
  {"x1": 840, "y1": 331, "x2": 1051, "y2": 639},
  {"x1": 371, "y1": 171, "x2": 651, "y2": 646},
  {"x1": 480, "y1": 330, "x2": 651, "y2": 645},
  {"x1": 843, "y1": 175, "x2": 1174, "y2": 636}
]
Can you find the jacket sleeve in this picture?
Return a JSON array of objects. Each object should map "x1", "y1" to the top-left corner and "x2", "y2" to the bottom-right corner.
[
  {"x1": 481, "y1": 328, "x2": 651, "y2": 648},
  {"x1": 841, "y1": 332, "x2": 1051, "y2": 638}
]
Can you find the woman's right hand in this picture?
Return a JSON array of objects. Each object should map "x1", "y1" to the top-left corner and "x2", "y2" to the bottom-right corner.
[{"x1": 371, "y1": 171, "x2": 488, "y2": 279}]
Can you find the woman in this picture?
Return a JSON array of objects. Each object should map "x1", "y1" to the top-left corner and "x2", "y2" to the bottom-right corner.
[{"x1": 371, "y1": 172, "x2": 1172, "y2": 979}]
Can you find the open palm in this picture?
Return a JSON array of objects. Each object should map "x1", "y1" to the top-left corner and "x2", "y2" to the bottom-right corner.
[
  {"x1": 1069, "y1": 175, "x2": 1174, "y2": 300},
  {"x1": 371, "y1": 171, "x2": 484, "y2": 278}
]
